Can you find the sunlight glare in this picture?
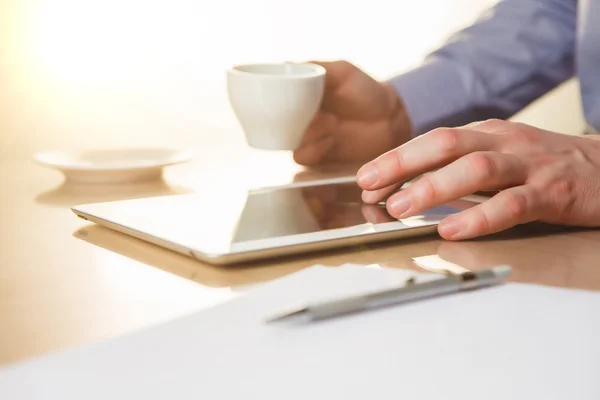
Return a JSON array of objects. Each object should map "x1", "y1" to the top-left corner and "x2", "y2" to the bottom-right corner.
[{"x1": 30, "y1": 0, "x2": 167, "y2": 83}]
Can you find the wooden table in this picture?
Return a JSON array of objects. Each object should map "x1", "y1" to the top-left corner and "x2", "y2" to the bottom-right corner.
[
  {"x1": 2, "y1": 0, "x2": 598, "y2": 368},
  {"x1": 2, "y1": 152, "x2": 600, "y2": 366}
]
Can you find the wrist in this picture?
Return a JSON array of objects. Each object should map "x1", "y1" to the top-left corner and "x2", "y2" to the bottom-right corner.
[{"x1": 383, "y1": 82, "x2": 413, "y2": 146}]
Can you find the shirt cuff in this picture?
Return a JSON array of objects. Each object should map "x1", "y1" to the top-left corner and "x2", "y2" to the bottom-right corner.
[{"x1": 387, "y1": 58, "x2": 476, "y2": 137}]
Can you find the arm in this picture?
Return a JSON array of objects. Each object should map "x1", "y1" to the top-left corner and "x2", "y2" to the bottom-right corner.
[{"x1": 389, "y1": 0, "x2": 578, "y2": 136}]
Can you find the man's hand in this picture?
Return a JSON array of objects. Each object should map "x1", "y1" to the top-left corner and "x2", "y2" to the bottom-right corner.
[
  {"x1": 356, "y1": 119, "x2": 600, "y2": 240},
  {"x1": 293, "y1": 60, "x2": 412, "y2": 166}
]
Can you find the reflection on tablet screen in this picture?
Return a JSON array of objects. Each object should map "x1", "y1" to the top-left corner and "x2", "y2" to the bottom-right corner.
[{"x1": 231, "y1": 182, "x2": 472, "y2": 243}]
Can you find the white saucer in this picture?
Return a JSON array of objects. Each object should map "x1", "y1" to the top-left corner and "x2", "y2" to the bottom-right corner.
[{"x1": 34, "y1": 148, "x2": 194, "y2": 184}]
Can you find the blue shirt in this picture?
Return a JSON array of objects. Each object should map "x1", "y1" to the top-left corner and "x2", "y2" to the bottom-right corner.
[{"x1": 390, "y1": 0, "x2": 599, "y2": 135}]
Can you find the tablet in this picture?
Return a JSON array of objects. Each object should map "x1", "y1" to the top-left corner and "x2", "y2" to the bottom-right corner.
[{"x1": 71, "y1": 180, "x2": 477, "y2": 265}]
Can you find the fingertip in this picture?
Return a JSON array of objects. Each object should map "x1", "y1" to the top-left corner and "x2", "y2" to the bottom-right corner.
[
  {"x1": 438, "y1": 216, "x2": 468, "y2": 240},
  {"x1": 438, "y1": 227, "x2": 459, "y2": 241},
  {"x1": 356, "y1": 164, "x2": 379, "y2": 189},
  {"x1": 361, "y1": 190, "x2": 382, "y2": 204},
  {"x1": 293, "y1": 136, "x2": 335, "y2": 166},
  {"x1": 293, "y1": 149, "x2": 319, "y2": 166}
]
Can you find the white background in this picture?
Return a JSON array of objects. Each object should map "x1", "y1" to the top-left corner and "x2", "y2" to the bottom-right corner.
[{"x1": 0, "y1": 0, "x2": 585, "y2": 160}]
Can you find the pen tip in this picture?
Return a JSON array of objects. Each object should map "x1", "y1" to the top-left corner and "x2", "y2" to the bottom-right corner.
[{"x1": 264, "y1": 306, "x2": 308, "y2": 323}]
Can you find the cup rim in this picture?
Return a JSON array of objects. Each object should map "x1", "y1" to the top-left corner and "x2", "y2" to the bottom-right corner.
[{"x1": 227, "y1": 62, "x2": 326, "y2": 79}]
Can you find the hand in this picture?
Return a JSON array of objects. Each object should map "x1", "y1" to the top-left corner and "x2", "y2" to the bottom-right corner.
[
  {"x1": 293, "y1": 60, "x2": 412, "y2": 166},
  {"x1": 356, "y1": 119, "x2": 600, "y2": 240}
]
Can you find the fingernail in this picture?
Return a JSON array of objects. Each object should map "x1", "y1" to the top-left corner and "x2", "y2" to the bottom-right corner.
[
  {"x1": 361, "y1": 190, "x2": 379, "y2": 204},
  {"x1": 357, "y1": 165, "x2": 379, "y2": 187},
  {"x1": 440, "y1": 218, "x2": 464, "y2": 239},
  {"x1": 389, "y1": 195, "x2": 411, "y2": 216}
]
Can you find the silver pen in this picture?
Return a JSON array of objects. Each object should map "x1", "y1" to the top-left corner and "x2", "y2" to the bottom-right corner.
[{"x1": 266, "y1": 265, "x2": 512, "y2": 323}]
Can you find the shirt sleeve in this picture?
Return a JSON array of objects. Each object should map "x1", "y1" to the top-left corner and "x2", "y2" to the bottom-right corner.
[{"x1": 389, "y1": 0, "x2": 578, "y2": 136}]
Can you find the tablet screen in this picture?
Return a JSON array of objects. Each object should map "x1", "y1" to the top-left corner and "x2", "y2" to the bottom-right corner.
[{"x1": 231, "y1": 181, "x2": 473, "y2": 242}]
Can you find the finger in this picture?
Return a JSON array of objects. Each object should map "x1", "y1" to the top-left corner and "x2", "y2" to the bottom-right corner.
[
  {"x1": 356, "y1": 128, "x2": 500, "y2": 190},
  {"x1": 309, "y1": 60, "x2": 388, "y2": 119},
  {"x1": 362, "y1": 172, "x2": 425, "y2": 204},
  {"x1": 361, "y1": 182, "x2": 403, "y2": 204},
  {"x1": 307, "y1": 60, "x2": 357, "y2": 91},
  {"x1": 294, "y1": 112, "x2": 337, "y2": 166},
  {"x1": 385, "y1": 152, "x2": 527, "y2": 218},
  {"x1": 438, "y1": 184, "x2": 543, "y2": 240},
  {"x1": 460, "y1": 119, "x2": 508, "y2": 133},
  {"x1": 298, "y1": 112, "x2": 338, "y2": 147},
  {"x1": 362, "y1": 204, "x2": 396, "y2": 224},
  {"x1": 293, "y1": 135, "x2": 335, "y2": 166}
]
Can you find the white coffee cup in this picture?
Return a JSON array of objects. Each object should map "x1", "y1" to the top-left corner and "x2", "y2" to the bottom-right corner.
[{"x1": 226, "y1": 62, "x2": 326, "y2": 150}]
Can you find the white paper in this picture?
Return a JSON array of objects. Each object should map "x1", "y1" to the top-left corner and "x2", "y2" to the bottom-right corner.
[{"x1": 2, "y1": 264, "x2": 600, "y2": 399}]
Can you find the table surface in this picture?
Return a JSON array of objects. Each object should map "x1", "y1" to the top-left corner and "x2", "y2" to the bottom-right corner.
[
  {"x1": 2, "y1": 0, "x2": 599, "y2": 367},
  {"x1": 3, "y1": 154, "x2": 600, "y2": 366}
]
